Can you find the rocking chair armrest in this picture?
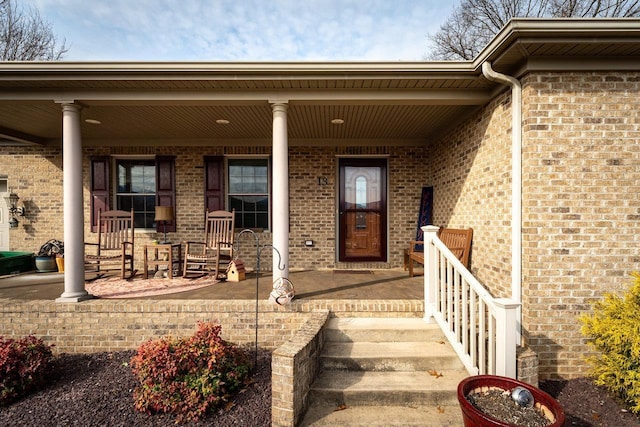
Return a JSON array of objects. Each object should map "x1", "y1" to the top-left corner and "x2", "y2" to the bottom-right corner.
[
  {"x1": 183, "y1": 240, "x2": 206, "y2": 248},
  {"x1": 183, "y1": 241, "x2": 206, "y2": 254}
]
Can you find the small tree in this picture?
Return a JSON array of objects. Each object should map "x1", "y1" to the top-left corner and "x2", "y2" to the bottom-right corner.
[
  {"x1": 0, "y1": 0, "x2": 68, "y2": 61},
  {"x1": 428, "y1": 0, "x2": 640, "y2": 60},
  {"x1": 580, "y1": 272, "x2": 640, "y2": 413}
]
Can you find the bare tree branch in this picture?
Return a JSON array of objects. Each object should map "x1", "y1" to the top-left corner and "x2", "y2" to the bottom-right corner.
[{"x1": 0, "y1": 0, "x2": 67, "y2": 61}]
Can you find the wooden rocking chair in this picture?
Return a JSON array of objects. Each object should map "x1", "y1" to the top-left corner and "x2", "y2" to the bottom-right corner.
[
  {"x1": 84, "y1": 209, "x2": 135, "y2": 279},
  {"x1": 183, "y1": 210, "x2": 235, "y2": 279},
  {"x1": 408, "y1": 227, "x2": 473, "y2": 277}
]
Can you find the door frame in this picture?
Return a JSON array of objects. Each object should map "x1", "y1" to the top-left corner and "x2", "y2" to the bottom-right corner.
[{"x1": 337, "y1": 157, "x2": 388, "y2": 263}]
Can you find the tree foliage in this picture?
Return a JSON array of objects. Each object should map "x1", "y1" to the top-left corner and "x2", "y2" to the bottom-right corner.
[
  {"x1": 428, "y1": 0, "x2": 640, "y2": 60},
  {"x1": 0, "y1": 0, "x2": 67, "y2": 61}
]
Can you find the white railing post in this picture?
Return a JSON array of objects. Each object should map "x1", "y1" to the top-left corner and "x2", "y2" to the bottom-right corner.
[
  {"x1": 422, "y1": 225, "x2": 440, "y2": 320},
  {"x1": 493, "y1": 298, "x2": 521, "y2": 378}
]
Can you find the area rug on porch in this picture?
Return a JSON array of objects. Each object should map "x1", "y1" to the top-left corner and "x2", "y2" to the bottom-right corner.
[{"x1": 85, "y1": 274, "x2": 218, "y2": 299}]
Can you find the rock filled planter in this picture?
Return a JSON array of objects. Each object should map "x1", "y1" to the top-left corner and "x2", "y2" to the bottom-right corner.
[{"x1": 458, "y1": 375, "x2": 565, "y2": 427}]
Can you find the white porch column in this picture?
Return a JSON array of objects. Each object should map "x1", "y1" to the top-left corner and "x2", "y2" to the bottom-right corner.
[
  {"x1": 271, "y1": 102, "x2": 289, "y2": 282},
  {"x1": 56, "y1": 103, "x2": 92, "y2": 302}
]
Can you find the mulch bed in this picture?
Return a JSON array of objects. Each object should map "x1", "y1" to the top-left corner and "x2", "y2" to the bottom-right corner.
[
  {"x1": 540, "y1": 377, "x2": 640, "y2": 427},
  {"x1": 1, "y1": 349, "x2": 639, "y2": 426}
]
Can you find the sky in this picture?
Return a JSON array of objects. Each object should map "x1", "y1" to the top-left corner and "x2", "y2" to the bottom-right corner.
[{"x1": 24, "y1": 0, "x2": 458, "y2": 61}]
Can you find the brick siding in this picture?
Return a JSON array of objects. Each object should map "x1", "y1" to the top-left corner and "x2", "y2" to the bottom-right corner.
[
  {"x1": 2, "y1": 144, "x2": 429, "y2": 271},
  {"x1": 521, "y1": 72, "x2": 640, "y2": 378},
  {"x1": 430, "y1": 71, "x2": 640, "y2": 379}
]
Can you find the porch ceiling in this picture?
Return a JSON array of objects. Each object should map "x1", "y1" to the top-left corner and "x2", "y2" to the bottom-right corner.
[
  {"x1": 0, "y1": 68, "x2": 492, "y2": 146},
  {"x1": 0, "y1": 99, "x2": 484, "y2": 146}
]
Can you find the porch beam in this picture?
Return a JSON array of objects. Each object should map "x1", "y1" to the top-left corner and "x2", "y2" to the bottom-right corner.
[
  {"x1": 0, "y1": 89, "x2": 492, "y2": 105},
  {"x1": 0, "y1": 126, "x2": 47, "y2": 145},
  {"x1": 271, "y1": 102, "x2": 289, "y2": 282},
  {"x1": 56, "y1": 102, "x2": 92, "y2": 303}
]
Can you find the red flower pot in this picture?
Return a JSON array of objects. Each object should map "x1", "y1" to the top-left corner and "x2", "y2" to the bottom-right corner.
[{"x1": 457, "y1": 375, "x2": 565, "y2": 427}]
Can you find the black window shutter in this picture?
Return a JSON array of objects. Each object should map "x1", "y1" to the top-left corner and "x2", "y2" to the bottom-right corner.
[
  {"x1": 156, "y1": 156, "x2": 176, "y2": 232},
  {"x1": 90, "y1": 156, "x2": 110, "y2": 232},
  {"x1": 204, "y1": 156, "x2": 224, "y2": 212}
]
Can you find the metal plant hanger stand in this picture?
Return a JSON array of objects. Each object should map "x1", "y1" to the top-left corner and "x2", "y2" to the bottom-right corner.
[{"x1": 234, "y1": 229, "x2": 288, "y2": 371}]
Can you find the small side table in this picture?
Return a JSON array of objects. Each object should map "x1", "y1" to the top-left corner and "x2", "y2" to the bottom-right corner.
[{"x1": 144, "y1": 243, "x2": 182, "y2": 279}]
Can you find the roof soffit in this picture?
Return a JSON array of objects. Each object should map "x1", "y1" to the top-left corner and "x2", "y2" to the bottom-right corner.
[{"x1": 475, "y1": 18, "x2": 640, "y2": 74}]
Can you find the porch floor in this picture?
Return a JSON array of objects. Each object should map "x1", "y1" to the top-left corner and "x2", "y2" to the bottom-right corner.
[{"x1": 0, "y1": 268, "x2": 424, "y2": 301}]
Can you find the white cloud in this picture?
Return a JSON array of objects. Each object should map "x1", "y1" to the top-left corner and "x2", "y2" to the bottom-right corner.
[{"x1": 25, "y1": 0, "x2": 456, "y2": 61}]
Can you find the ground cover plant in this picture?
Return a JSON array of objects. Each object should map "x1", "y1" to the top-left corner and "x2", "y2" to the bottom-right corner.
[
  {"x1": 580, "y1": 271, "x2": 640, "y2": 414},
  {"x1": 0, "y1": 335, "x2": 54, "y2": 406},
  {"x1": 129, "y1": 321, "x2": 251, "y2": 423}
]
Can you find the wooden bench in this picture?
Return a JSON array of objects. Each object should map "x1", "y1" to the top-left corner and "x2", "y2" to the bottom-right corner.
[{"x1": 407, "y1": 227, "x2": 473, "y2": 277}]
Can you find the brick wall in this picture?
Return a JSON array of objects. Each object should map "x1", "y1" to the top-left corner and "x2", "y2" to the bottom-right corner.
[
  {"x1": 0, "y1": 299, "x2": 312, "y2": 353},
  {"x1": 429, "y1": 71, "x2": 640, "y2": 379},
  {"x1": 429, "y1": 93, "x2": 514, "y2": 298},
  {"x1": 2, "y1": 144, "x2": 429, "y2": 271},
  {"x1": 0, "y1": 146, "x2": 65, "y2": 253},
  {"x1": 0, "y1": 298, "x2": 423, "y2": 354},
  {"x1": 272, "y1": 311, "x2": 330, "y2": 427},
  {"x1": 521, "y1": 72, "x2": 640, "y2": 378}
]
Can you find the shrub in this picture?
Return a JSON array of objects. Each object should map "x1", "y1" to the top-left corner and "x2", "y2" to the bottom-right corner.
[
  {"x1": 130, "y1": 321, "x2": 250, "y2": 423},
  {"x1": 580, "y1": 271, "x2": 640, "y2": 413},
  {"x1": 0, "y1": 335, "x2": 54, "y2": 406}
]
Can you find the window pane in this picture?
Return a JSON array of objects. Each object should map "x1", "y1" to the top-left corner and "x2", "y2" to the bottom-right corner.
[
  {"x1": 229, "y1": 176, "x2": 243, "y2": 193},
  {"x1": 132, "y1": 196, "x2": 146, "y2": 211},
  {"x1": 256, "y1": 213, "x2": 268, "y2": 229},
  {"x1": 253, "y1": 175, "x2": 268, "y2": 193},
  {"x1": 118, "y1": 196, "x2": 132, "y2": 212},
  {"x1": 256, "y1": 196, "x2": 268, "y2": 211},
  {"x1": 229, "y1": 196, "x2": 243, "y2": 211},
  {"x1": 243, "y1": 212, "x2": 255, "y2": 228}
]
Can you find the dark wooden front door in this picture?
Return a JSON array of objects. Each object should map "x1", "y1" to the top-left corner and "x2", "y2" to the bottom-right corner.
[{"x1": 338, "y1": 158, "x2": 387, "y2": 262}]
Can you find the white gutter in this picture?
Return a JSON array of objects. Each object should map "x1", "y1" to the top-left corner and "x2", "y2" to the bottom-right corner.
[{"x1": 481, "y1": 61, "x2": 522, "y2": 344}]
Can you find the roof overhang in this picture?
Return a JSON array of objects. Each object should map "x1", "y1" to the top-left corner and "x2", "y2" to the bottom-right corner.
[{"x1": 0, "y1": 18, "x2": 638, "y2": 147}]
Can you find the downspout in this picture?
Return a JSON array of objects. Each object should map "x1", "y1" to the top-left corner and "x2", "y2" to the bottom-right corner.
[{"x1": 481, "y1": 61, "x2": 522, "y2": 344}]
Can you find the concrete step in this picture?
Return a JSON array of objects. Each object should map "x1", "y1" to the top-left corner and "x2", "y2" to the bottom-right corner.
[
  {"x1": 299, "y1": 404, "x2": 463, "y2": 427},
  {"x1": 309, "y1": 370, "x2": 469, "y2": 407},
  {"x1": 326, "y1": 317, "x2": 443, "y2": 343},
  {"x1": 300, "y1": 318, "x2": 468, "y2": 426},
  {"x1": 321, "y1": 341, "x2": 463, "y2": 371}
]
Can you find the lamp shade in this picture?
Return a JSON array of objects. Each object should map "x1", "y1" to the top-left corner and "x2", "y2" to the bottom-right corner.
[
  {"x1": 154, "y1": 206, "x2": 174, "y2": 222},
  {"x1": 4, "y1": 192, "x2": 19, "y2": 208}
]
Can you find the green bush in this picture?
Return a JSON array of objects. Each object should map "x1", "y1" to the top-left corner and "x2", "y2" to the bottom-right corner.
[
  {"x1": 130, "y1": 321, "x2": 250, "y2": 423},
  {"x1": 580, "y1": 271, "x2": 640, "y2": 413},
  {"x1": 0, "y1": 335, "x2": 54, "y2": 406}
]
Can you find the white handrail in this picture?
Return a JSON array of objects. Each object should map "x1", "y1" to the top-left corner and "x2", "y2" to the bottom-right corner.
[{"x1": 421, "y1": 225, "x2": 520, "y2": 378}]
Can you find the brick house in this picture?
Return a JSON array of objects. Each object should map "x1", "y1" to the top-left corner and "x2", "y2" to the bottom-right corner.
[{"x1": 1, "y1": 18, "x2": 639, "y2": 379}]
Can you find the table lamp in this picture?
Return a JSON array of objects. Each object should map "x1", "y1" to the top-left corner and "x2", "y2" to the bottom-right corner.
[{"x1": 154, "y1": 206, "x2": 174, "y2": 244}]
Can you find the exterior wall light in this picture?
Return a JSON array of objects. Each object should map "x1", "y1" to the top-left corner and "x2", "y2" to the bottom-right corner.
[{"x1": 4, "y1": 190, "x2": 25, "y2": 228}]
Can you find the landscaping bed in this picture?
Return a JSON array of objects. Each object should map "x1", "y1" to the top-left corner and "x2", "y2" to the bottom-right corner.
[{"x1": 0, "y1": 350, "x2": 639, "y2": 426}]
